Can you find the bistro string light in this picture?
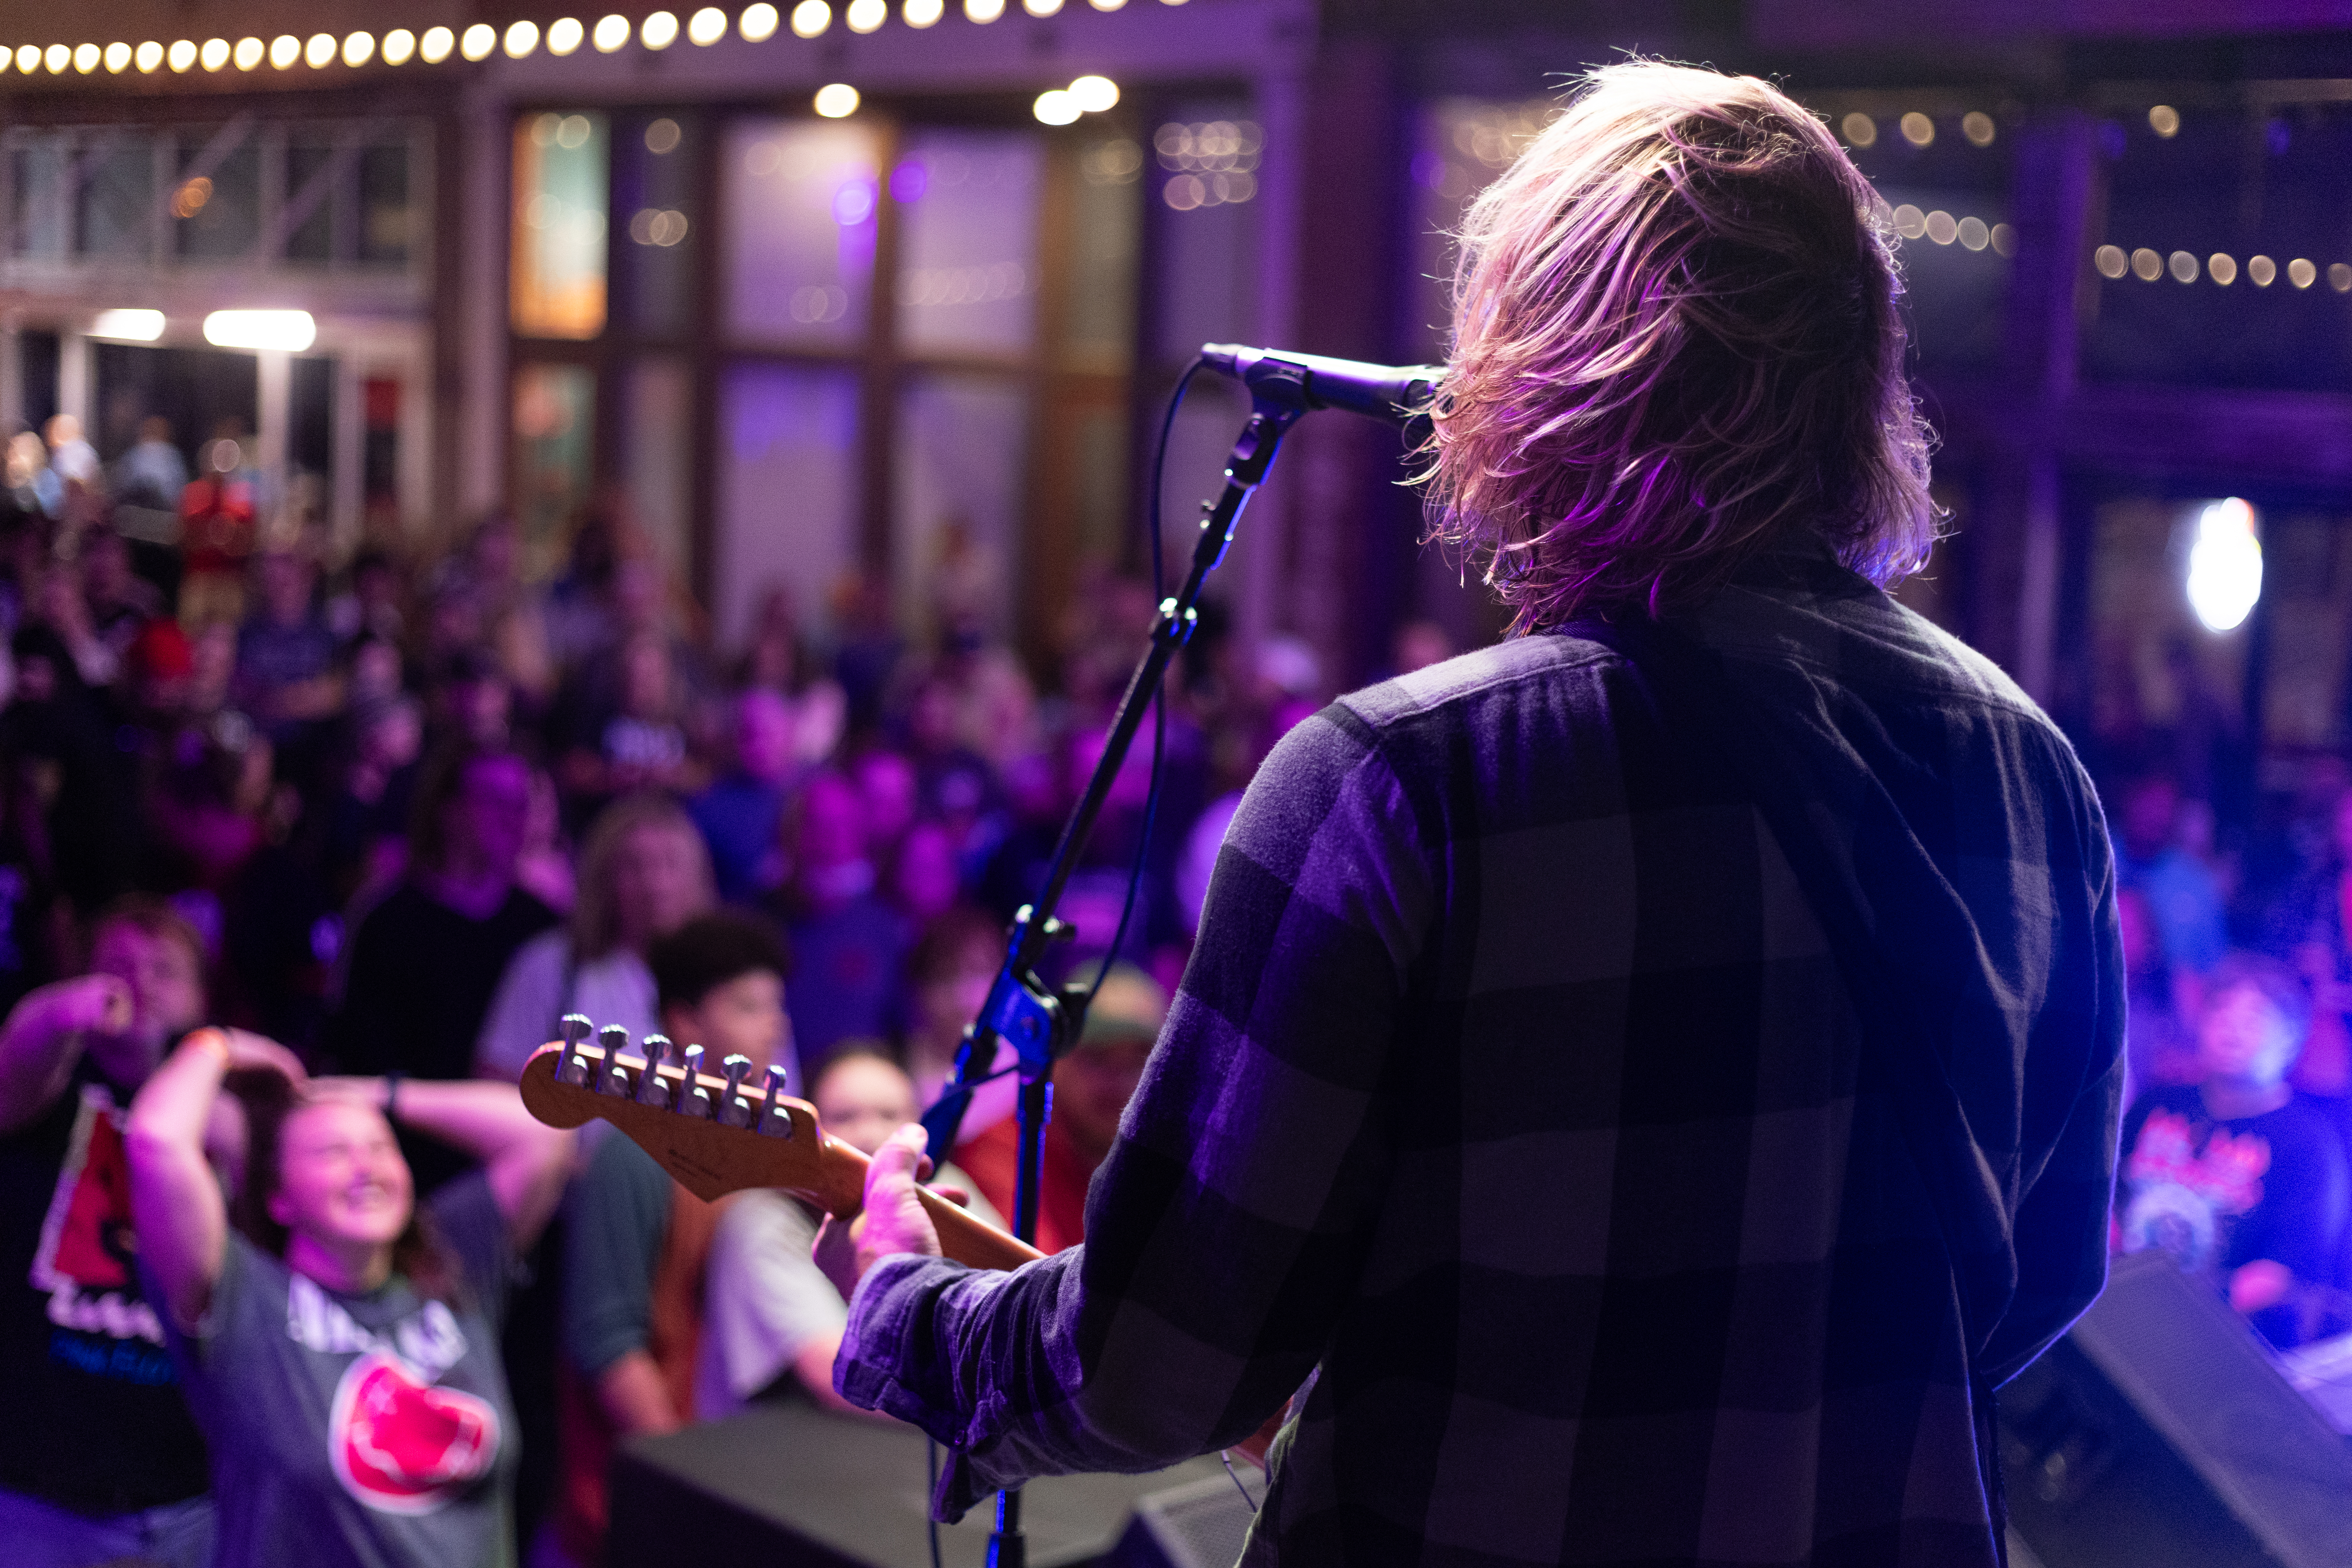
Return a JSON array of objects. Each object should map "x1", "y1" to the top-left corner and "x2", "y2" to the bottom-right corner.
[{"x1": 0, "y1": 0, "x2": 1190, "y2": 72}]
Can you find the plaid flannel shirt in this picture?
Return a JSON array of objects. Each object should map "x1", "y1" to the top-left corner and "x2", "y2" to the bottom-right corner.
[{"x1": 838, "y1": 544, "x2": 2125, "y2": 1567}]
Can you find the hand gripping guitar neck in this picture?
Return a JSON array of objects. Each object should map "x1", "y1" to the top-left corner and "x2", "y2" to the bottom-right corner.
[{"x1": 518, "y1": 1014, "x2": 1042, "y2": 1273}]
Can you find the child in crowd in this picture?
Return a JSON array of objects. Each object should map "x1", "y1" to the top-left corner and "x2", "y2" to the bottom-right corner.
[
  {"x1": 125, "y1": 1031, "x2": 573, "y2": 1568},
  {"x1": 0, "y1": 898, "x2": 231, "y2": 1568},
  {"x1": 550, "y1": 908, "x2": 795, "y2": 1568},
  {"x1": 698, "y1": 1045, "x2": 997, "y2": 1421},
  {"x1": 2118, "y1": 950, "x2": 2351, "y2": 1347}
]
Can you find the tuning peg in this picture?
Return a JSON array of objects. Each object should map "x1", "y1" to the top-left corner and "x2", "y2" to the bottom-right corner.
[
  {"x1": 558, "y1": 1014, "x2": 594, "y2": 1085},
  {"x1": 675, "y1": 1044, "x2": 712, "y2": 1119},
  {"x1": 757, "y1": 1063, "x2": 793, "y2": 1138},
  {"x1": 718, "y1": 1054, "x2": 754, "y2": 1127},
  {"x1": 596, "y1": 1025, "x2": 632, "y2": 1097},
  {"x1": 634, "y1": 1035, "x2": 671, "y2": 1108}
]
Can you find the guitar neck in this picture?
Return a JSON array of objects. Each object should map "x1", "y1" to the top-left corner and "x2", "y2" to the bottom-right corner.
[{"x1": 517, "y1": 1038, "x2": 1043, "y2": 1272}]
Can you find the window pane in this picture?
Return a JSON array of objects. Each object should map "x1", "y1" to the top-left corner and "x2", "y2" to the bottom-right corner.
[
  {"x1": 724, "y1": 119, "x2": 880, "y2": 348},
  {"x1": 616, "y1": 112, "x2": 698, "y2": 338},
  {"x1": 9, "y1": 136, "x2": 65, "y2": 259},
  {"x1": 717, "y1": 363, "x2": 859, "y2": 647},
  {"x1": 512, "y1": 363, "x2": 595, "y2": 558},
  {"x1": 1150, "y1": 105, "x2": 1263, "y2": 365},
  {"x1": 511, "y1": 112, "x2": 609, "y2": 341},
  {"x1": 895, "y1": 372, "x2": 1025, "y2": 641},
  {"x1": 78, "y1": 137, "x2": 153, "y2": 260},
  {"x1": 177, "y1": 139, "x2": 261, "y2": 263},
  {"x1": 894, "y1": 130, "x2": 1042, "y2": 359},
  {"x1": 359, "y1": 142, "x2": 412, "y2": 267},
  {"x1": 1067, "y1": 135, "x2": 1143, "y2": 371},
  {"x1": 625, "y1": 357, "x2": 693, "y2": 586},
  {"x1": 286, "y1": 138, "x2": 335, "y2": 265}
]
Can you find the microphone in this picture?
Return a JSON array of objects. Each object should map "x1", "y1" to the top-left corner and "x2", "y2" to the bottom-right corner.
[{"x1": 1198, "y1": 344, "x2": 1444, "y2": 430}]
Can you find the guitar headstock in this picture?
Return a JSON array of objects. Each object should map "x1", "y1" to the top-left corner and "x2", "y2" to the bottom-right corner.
[
  {"x1": 519, "y1": 1014, "x2": 856, "y2": 1212},
  {"x1": 520, "y1": 1015, "x2": 1045, "y2": 1271}
]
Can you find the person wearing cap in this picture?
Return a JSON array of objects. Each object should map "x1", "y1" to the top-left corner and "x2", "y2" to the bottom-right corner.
[{"x1": 949, "y1": 964, "x2": 1166, "y2": 1254}]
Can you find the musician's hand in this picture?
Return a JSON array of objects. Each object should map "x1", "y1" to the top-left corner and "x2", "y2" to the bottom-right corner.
[{"x1": 815, "y1": 1123, "x2": 943, "y2": 1298}]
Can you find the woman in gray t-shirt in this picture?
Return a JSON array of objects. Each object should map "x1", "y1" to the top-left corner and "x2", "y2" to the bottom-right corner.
[{"x1": 125, "y1": 1028, "x2": 574, "y2": 1568}]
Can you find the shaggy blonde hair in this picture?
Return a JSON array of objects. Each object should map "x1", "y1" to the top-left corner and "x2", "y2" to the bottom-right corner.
[{"x1": 1424, "y1": 62, "x2": 1938, "y2": 630}]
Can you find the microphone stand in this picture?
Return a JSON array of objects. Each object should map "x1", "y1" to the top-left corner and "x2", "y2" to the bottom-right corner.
[{"x1": 919, "y1": 354, "x2": 1320, "y2": 1568}]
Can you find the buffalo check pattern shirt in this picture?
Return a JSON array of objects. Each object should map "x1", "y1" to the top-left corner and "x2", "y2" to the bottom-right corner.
[{"x1": 839, "y1": 544, "x2": 2125, "y2": 1568}]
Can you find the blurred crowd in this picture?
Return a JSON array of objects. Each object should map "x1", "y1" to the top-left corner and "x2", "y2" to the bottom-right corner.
[
  {"x1": 0, "y1": 416, "x2": 1465, "y2": 1568},
  {"x1": 24, "y1": 407, "x2": 2352, "y2": 1560}
]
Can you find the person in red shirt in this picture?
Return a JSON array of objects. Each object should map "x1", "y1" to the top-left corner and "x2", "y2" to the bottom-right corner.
[
  {"x1": 176, "y1": 437, "x2": 257, "y2": 628},
  {"x1": 951, "y1": 965, "x2": 1164, "y2": 1253}
]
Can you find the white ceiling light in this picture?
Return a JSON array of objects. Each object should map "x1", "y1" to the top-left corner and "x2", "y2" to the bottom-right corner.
[
  {"x1": 1069, "y1": 74, "x2": 1118, "y2": 112},
  {"x1": 2187, "y1": 497, "x2": 2263, "y2": 633},
  {"x1": 203, "y1": 310, "x2": 316, "y2": 352},
  {"x1": 92, "y1": 309, "x2": 166, "y2": 342}
]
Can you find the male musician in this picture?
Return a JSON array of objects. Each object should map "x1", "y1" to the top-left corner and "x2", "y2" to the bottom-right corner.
[{"x1": 819, "y1": 63, "x2": 2123, "y2": 1566}]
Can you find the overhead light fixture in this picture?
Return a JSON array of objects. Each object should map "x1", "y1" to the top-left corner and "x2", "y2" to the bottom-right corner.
[
  {"x1": 642, "y1": 10, "x2": 680, "y2": 46},
  {"x1": 269, "y1": 34, "x2": 300, "y2": 68},
  {"x1": 92, "y1": 310, "x2": 166, "y2": 342},
  {"x1": 505, "y1": 19, "x2": 540, "y2": 56},
  {"x1": 593, "y1": 14, "x2": 632, "y2": 50},
  {"x1": 689, "y1": 6, "x2": 729, "y2": 42},
  {"x1": 904, "y1": 0, "x2": 944, "y2": 24},
  {"x1": 137, "y1": 40, "x2": 165, "y2": 71},
  {"x1": 304, "y1": 32, "x2": 336, "y2": 67},
  {"x1": 460, "y1": 23, "x2": 497, "y2": 59},
  {"x1": 547, "y1": 17, "x2": 585, "y2": 54},
  {"x1": 380, "y1": 30, "x2": 415, "y2": 65},
  {"x1": 740, "y1": 4, "x2": 781, "y2": 40},
  {"x1": 1033, "y1": 89, "x2": 1079, "y2": 125},
  {"x1": 342, "y1": 31, "x2": 374, "y2": 66},
  {"x1": 2187, "y1": 497, "x2": 2262, "y2": 633},
  {"x1": 1069, "y1": 74, "x2": 1117, "y2": 112},
  {"x1": 813, "y1": 82, "x2": 860, "y2": 118},
  {"x1": 232, "y1": 36, "x2": 264, "y2": 69},
  {"x1": 203, "y1": 310, "x2": 317, "y2": 352}
]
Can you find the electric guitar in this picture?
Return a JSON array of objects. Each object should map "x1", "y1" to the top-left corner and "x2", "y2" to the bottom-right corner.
[{"x1": 517, "y1": 1016, "x2": 1043, "y2": 1272}]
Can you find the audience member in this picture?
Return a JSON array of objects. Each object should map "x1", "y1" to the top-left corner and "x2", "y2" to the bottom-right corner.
[
  {"x1": 2264, "y1": 784, "x2": 2352, "y2": 1096},
  {"x1": 331, "y1": 744, "x2": 558, "y2": 1084},
  {"x1": 2113, "y1": 771, "x2": 2229, "y2": 983},
  {"x1": 953, "y1": 964, "x2": 1165, "y2": 1253},
  {"x1": 475, "y1": 793, "x2": 714, "y2": 1080},
  {"x1": 2117, "y1": 951, "x2": 2350, "y2": 1347},
  {"x1": 126, "y1": 1035, "x2": 572, "y2": 1568},
  {"x1": 552, "y1": 910, "x2": 792, "y2": 1567},
  {"x1": 0, "y1": 899, "x2": 218, "y2": 1568},
  {"x1": 900, "y1": 904, "x2": 1007, "y2": 1109},
  {"x1": 687, "y1": 687, "x2": 796, "y2": 904},
  {"x1": 112, "y1": 417, "x2": 189, "y2": 514},
  {"x1": 767, "y1": 772, "x2": 905, "y2": 1065},
  {"x1": 698, "y1": 1046, "x2": 996, "y2": 1422}
]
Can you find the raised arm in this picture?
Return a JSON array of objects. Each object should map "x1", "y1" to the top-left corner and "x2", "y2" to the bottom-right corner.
[
  {"x1": 0, "y1": 974, "x2": 129, "y2": 1134},
  {"x1": 126, "y1": 1029, "x2": 305, "y2": 1329},
  {"x1": 321, "y1": 1076, "x2": 575, "y2": 1250}
]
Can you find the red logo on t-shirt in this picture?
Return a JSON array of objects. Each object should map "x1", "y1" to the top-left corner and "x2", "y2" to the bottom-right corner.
[{"x1": 328, "y1": 1351, "x2": 500, "y2": 1514}]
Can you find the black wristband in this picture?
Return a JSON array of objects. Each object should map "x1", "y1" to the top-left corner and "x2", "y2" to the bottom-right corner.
[{"x1": 382, "y1": 1071, "x2": 403, "y2": 1123}]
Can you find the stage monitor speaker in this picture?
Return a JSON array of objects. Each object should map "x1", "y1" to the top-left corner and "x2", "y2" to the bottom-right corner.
[
  {"x1": 2000, "y1": 1249, "x2": 2352, "y2": 1568},
  {"x1": 1104, "y1": 1471, "x2": 1263, "y2": 1568},
  {"x1": 609, "y1": 1397, "x2": 1227, "y2": 1568}
]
